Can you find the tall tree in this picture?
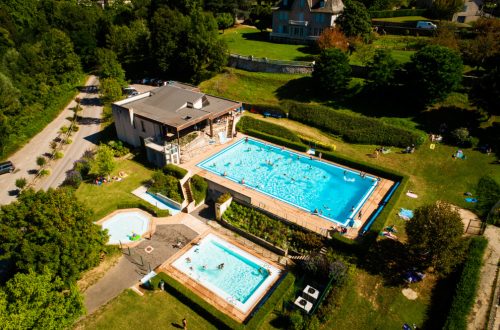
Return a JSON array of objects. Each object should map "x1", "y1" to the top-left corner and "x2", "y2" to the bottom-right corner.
[
  {"x1": 406, "y1": 202, "x2": 466, "y2": 274},
  {"x1": 0, "y1": 270, "x2": 84, "y2": 329},
  {"x1": 90, "y1": 144, "x2": 116, "y2": 177},
  {"x1": 0, "y1": 189, "x2": 107, "y2": 284},
  {"x1": 312, "y1": 48, "x2": 352, "y2": 96},
  {"x1": 216, "y1": 12, "x2": 234, "y2": 33},
  {"x1": 99, "y1": 77, "x2": 123, "y2": 104},
  {"x1": 95, "y1": 48, "x2": 126, "y2": 82},
  {"x1": 368, "y1": 49, "x2": 399, "y2": 87},
  {"x1": 470, "y1": 55, "x2": 500, "y2": 117},
  {"x1": 430, "y1": 0, "x2": 463, "y2": 20},
  {"x1": 407, "y1": 45, "x2": 463, "y2": 104},
  {"x1": 336, "y1": 0, "x2": 372, "y2": 38}
]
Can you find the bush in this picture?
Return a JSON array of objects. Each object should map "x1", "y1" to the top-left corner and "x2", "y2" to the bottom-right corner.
[
  {"x1": 288, "y1": 310, "x2": 305, "y2": 330},
  {"x1": 64, "y1": 138, "x2": 73, "y2": 145},
  {"x1": 36, "y1": 156, "x2": 47, "y2": 167},
  {"x1": 107, "y1": 140, "x2": 130, "y2": 157},
  {"x1": 236, "y1": 116, "x2": 301, "y2": 142},
  {"x1": 62, "y1": 170, "x2": 82, "y2": 189},
  {"x1": 283, "y1": 101, "x2": 424, "y2": 147},
  {"x1": 450, "y1": 127, "x2": 471, "y2": 146},
  {"x1": 15, "y1": 178, "x2": 27, "y2": 190},
  {"x1": 190, "y1": 175, "x2": 208, "y2": 205},
  {"x1": 54, "y1": 151, "x2": 64, "y2": 159},
  {"x1": 243, "y1": 129, "x2": 308, "y2": 153},
  {"x1": 443, "y1": 237, "x2": 488, "y2": 330},
  {"x1": 116, "y1": 202, "x2": 170, "y2": 217},
  {"x1": 149, "y1": 171, "x2": 183, "y2": 203},
  {"x1": 291, "y1": 231, "x2": 324, "y2": 251},
  {"x1": 71, "y1": 125, "x2": 79, "y2": 132},
  {"x1": 39, "y1": 169, "x2": 50, "y2": 176},
  {"x1": 59, "y1": 125, "x2": 69, "y2": 134},
  {"x1": 216, "y1": 192, "x2": 232, "y2": 204},
  {"x1": 162, "y1": 164, "x2": 188, "y2": 179},
  {"x1": 475, "y1": 176, "x2": 500, "y2": 223}
]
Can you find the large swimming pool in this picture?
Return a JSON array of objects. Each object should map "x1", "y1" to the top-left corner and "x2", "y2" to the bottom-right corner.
[
  {"x1": 171, "y1": 233, "x2": 280, "y2": 313},
  {"x1": 198, "y1": 138, "x2": 378, "y2": 226}
]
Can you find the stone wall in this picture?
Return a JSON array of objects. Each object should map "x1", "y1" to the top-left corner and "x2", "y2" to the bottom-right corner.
[{"x1": 228, "y1": 54, "x2": 313, "y2": 74}]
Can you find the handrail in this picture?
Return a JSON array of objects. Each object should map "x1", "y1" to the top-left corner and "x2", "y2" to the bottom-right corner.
[{"x1": 229, "y1": 53, "x2": 314, "y2": 67}]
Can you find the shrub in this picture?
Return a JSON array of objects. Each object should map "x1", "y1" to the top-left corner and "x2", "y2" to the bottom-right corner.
[
  {"x1": 59, "y1": 126, "x2": 69, "y2": 134},
  {"x1": 15, "y1": 178, "x2": 27, "y2": 190},
  {"x1": 71, "y1": 125, "x2": 79, "y2": 132},
  {"x1": 369, "y1": 8, "x2": 427, "y2": 18},
  {"x1": 216, "y1": 192, "x2": 232, "y2": 204},
  {"x1": 64, "y1": 138, "x2": 73, "y2": 145},
  {"x1": 236, "y1": 116, "x2": 301, "y2": 142},
  {"x1": 291, "y1": 231, "x2": 324, "y2": 252},
  {"x1": 288, "y1": 310, "x2": 305, "y2": 330},
  {"x1": 36, "y1": 156, "x2": 46, "y2": 167},
  {"x1": 450, "y1": 127, "x2": 471, "y2": 146},
  {"x1": 54, "y1": 151, "x2": 64, "y2": 159},
  {"x1": 312, "y1": 48, "x2": 352, "y2": 95},
  {"x1": 283, "y1": 101, "x2": 424, "y2": 147},
  {"x1": 443, "y1": 237, "x2": 488, "y2": 330},
  {"x1": 162, "y1": 164, "x2": 188, "y2": 179},
  {"x1": 116, "y1": 202, "x2": 170, "y2": 217},
  {"x1": 50, "y1": 141, "x2": 58, "y2": 150},
  {"x1": 74, "y1": 159, "x2": 91, "y2": 179},
  {"x1": 107, "y1": 140, "x2": 130, "y2": 157},
  {"x1": 243, "y1": 129, "x2": 308, "y2": 152},
  {"x1": 475, "y1": 176, "x2": 500, "y2": 223},
  {"x1": 190, "y1": 175, "x2": 208, "y2": 205},
  {"x1": 149, "y1": 171, "x2": 183, "y2": 203},
  {"x1": 62, "y1": 170, "x2": 82, "y2": 189},
  {"x1": 40, "y1": 169, "x2": 50, "y2": 176}
]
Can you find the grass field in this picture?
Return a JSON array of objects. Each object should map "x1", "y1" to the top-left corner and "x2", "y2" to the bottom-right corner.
[
  {"x1": 372, "y1": 16, "x2": 430, "y2": 23},
  {"x1": 75, "y1": 158, "x2": 153, "y2": 221},
  {"x1": 75, "y1": 290, "x2": 216, "y2": 330},
  {"x1": 221, "y1": 26, "x2": 317, "y2": 61}
]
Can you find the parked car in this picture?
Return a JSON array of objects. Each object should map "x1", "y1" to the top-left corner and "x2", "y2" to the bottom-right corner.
[
  {"x1": 416, "y1": 21, "x2": 437, "y2": 29},
  {"x1": 123, "y1": 87, "x2": 138, "y2": 97},
  {"x1": 263, "y1": 112, "x2": 284, "y2": 119},
  {"x1": 0, "y1": 161, "x2": 15, "y2": 175}
]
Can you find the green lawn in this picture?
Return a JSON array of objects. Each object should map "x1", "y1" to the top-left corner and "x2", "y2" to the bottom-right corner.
[
  {"x1": 75, "y1": 158, "x2": 153, "y2": 221},
  {"x1": 75, "y1": 290, "x2": 217, "y2": 330},
  {"x1": 220, "y1": 26, "x2": 317, "y2": 61},
  {"x1": 372, "y1": 16, "x2": 430, "y2": 23}
]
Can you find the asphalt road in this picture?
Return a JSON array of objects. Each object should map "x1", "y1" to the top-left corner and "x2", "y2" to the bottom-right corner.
[{"x1": 0, "y1": 76, "x2": 103, "y2": 205}]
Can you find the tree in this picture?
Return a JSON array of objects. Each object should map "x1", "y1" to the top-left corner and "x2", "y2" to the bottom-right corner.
[
  {"x1": 336, "y1": 0, "x2": 372, "y2": 38},
  {"x1": 408, "y1": 45, "x2": 463, "y2": 104},
  {"x1": 0, "y1": 270, "x2": 83, "y2": 329},
  {"x1": 250, "y1": 4, "x2": 272, "y2": 32},
  {"x1": 90, "y1": 144, "x2": 116, "y2": 178},
  {"x1": 470, "y1": 56, "x2": 500, "y2": 117},
  {"x1": 460, "y1": 18, "x2": 500, "y2": 69},
  {"x1": 432, "y1": 22, "x2": 459, "y2": 50},
  {"x1": 0, "y1": 189, "x2": 107, "y2": 284},
  {"x1": 216, "y1": 13, "x2": 234, "y2": 33},
  {"x1": 317, "y1": 28, "x2": 349, "y2": 52},
  {"x1": 36, "y1": 156, "x2": 46, "y2": 167},
  {"x1": 406, "y1": 202, "x2": 466, "y2": 274},
  {"x1": 0, "y1": 72, "x2": 20, "y2": 116},
  {"x1": 15, "y1": 177, "x2": 27, "y2": 190},
  {"x1": 99, "y1": 77, "x2": 122, "y2": 104},
  {"x1": 430, "y1": 0, "x2": 463, "y2": 20},
  {"x1": 95, "y1": 48, "x2": 125, "y2": 83},
  {"x1": 368, "y1": 49, "x2": 399, "y2": 87},
  {"x1": 312, "y1": 48, "x2": 352, "y2": 96}
]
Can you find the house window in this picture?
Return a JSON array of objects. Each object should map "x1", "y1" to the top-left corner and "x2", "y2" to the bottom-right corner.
[{"x1": 141, "y1": 120, "x2": 145, "y2": 132}]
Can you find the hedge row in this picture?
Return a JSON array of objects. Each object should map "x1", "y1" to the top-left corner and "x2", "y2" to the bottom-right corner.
[
  {"x1": 369, "y1": 8, "x2": 427, "y2": 18},
  {"x1": 443, "y1": 237, "x2": 488, "y2": 330},
  {"x1": 190, "y1": 174, "x2": 208, "y2": 205},
  {"x1": 244, "y1": 129, "x2": 308, "y2": 152},
  {"x1": 283, "y1": 101, "x2": 425, "y2": 147},
  {"x1": 237, "y1": 116, "x2": 301, "y2": 142},
  {"x1": 116, "y1": 202, "x2": 170, "y2": 217},
  {"x1": 151, "y1": 272, "x2": 241, "y2": 330},
  {"x1": 150, "y1": 271, "x2": 295, "y2": 329},
  {"x1": 162, "y1": 163, "x2": 188, "y2": 179}
]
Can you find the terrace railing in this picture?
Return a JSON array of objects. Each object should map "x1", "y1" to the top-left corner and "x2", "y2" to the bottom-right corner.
[{"x1": 229, "y1": 53, "x2": 314, "y2": 67}]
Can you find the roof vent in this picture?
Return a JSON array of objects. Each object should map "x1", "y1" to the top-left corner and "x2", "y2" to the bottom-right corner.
[{"x1": 182, "y1": 116, "x2": 192, "y2": 120}]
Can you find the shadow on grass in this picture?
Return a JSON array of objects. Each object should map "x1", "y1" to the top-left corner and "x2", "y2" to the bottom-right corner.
[
  {"x1": 414, "y1": 106, "x2": 485, "y2": 134},
  {"x1": 275, "y1": 76, "x2": 317, "y2": 102}
]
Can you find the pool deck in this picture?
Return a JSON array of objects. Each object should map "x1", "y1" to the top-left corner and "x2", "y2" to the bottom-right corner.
[
  {"x1": 157, "y1": 229, "x2": 284, "y2": 323},
  {"x1": 181, "y1": 135, "x2": 395, "y2": 239}
]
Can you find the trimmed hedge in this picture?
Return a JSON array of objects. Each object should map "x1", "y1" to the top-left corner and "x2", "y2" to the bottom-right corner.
[
  {"x1": 443, "y1": 237, "x2": 488, "y2": 330},
  {"x1": 244, "y1": 129, "x2": 308, "y2": 152},
  {"x1": 116, "y1": 202, "x2": 170, "y2": 217},
  {"x1": 246, "y1": 272, "x2": 296, "y2": 329},
  {"x1": 162, "y1": 164, "x2": 188, "y2": 179},
  {"x1": 150, "y1": 271, "x2": 295, "y2": 329},
  {"x1": 190, "y1": 174, "x2": 208, "y2": 205},
  {"x1": 216, "y1": 192, "x2": 232, "y2": 204},
  {"x1": 151, "y1": 272, "x2": 241, "y2": 330},
  {"x1": 237, "y1": 116, "x2": 301, "y2": 142},
  {"x1": 283, "y1": 101, "x2": 425, "y2": 147},
  {"x1": 369, "y1": 8, "x2": 427, "y2": 18}
]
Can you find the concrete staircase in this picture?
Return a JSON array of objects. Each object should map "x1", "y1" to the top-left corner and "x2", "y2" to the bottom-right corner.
[{"x1": 226, "y1": 116, "x2": 234, "y2": 138}]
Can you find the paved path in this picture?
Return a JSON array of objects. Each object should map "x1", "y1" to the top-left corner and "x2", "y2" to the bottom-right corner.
[
  {"x1": 0, "y1": 76, "x2": 102, "y2": 205},
  {"x1": 468, "y1": 225, "x2": 500, "y2": 330}
]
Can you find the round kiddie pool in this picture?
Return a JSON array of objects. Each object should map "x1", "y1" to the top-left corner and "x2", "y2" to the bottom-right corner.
[{"x1": 100, "y1": 210, "x2": 151, "y2": 244}]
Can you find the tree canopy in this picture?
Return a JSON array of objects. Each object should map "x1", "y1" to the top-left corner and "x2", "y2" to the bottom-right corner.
[
  {"x1": 336, "y1": 0, "x2": 372, "y2": 38},
  {"x1": 368, "y1": 49, "x2": 399, "y2": 88},
  {"x1": 408, "y1": 45, "x2": 463, "y2": 104},
  {"x1": 312, "y1": 48, "x2": 352, "y2": 96},
  {"x1": 0, "y1": 189, "x2": 107, "y2": 284},
  {"x1": 0, "y1": 270, "x2": 84, "y2": 329},
  {"x1": 406, "y1": 202, "x2": 466, "y2": 274},
  {"x1": 90, "y1": 144, "x2": 116, "y2": 177}
]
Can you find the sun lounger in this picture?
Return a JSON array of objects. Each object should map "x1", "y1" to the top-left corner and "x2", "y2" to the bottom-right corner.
[
  {"x1": 406, "y1": 191, "x2": 418, "y2": 198},
  {"x1": 465, "y1": 197, "x2": 478, "y2": 203},
  {"x1": 398, "y1": 208, "x2": 414, "y2": 220}
]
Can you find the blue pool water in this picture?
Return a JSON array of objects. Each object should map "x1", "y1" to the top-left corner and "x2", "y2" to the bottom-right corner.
[
  {"x1": 101, "y1": 211, "x2": 150, "y2": 244},
  {"x1": 198, "y1": 138, "x2": 378, "y2": 226},
  {"x1": 171, "y1": 233, "x2": 280, "y2": 313}
]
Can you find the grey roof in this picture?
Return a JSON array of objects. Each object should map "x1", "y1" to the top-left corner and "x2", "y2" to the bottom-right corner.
[
  {"x1": 118, "y1": 83, "x2": 240, "y2": 130},
  {"x1": 275, "y1": 0, "x2": 343, "y2": 13}
]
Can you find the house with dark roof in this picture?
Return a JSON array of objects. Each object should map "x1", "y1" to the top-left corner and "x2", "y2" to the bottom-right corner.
[
  {"x1": 112, "y1": 82, "x2": 242, "y2": 167},
  {"x1": 270, "y1": 0, "x2": 344, "y2": 44}
]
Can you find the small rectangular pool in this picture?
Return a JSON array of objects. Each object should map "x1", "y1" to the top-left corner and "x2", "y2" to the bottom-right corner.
[
  {"x1": 198, "y1": 138, "x2": 378, "y2": 226},
  {"x1": 171, "y1": 233, "x2": 280, "y2": 313}
]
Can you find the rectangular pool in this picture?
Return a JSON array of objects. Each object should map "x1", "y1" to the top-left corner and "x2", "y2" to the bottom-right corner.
[
  {"x1": 198, "y1": 138, "x2": 378, "y2": 226},
  {"x1": 171, "y1": 233, "x2": 280, "y2": 313}
]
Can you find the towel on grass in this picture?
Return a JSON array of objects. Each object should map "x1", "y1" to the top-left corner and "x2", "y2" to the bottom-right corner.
[{"x1": 399, "y1": 208, "x2": 414, "y2": 220}]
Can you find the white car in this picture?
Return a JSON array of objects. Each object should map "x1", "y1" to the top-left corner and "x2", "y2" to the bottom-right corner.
[{"x1": 416, "y1": 21, "x2": 437, "y2": 30}]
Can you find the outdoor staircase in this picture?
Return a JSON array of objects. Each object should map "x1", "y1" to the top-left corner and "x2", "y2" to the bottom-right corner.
[
  {"x1": 289, "y1": 255, "x2": 310, "y2": 261},
  {"x1": 319, "y1": 247, "x2": 328, "y2": 255},
  {"x1": 182, "y1": 180, "x2": 194, "y2": 205}
]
